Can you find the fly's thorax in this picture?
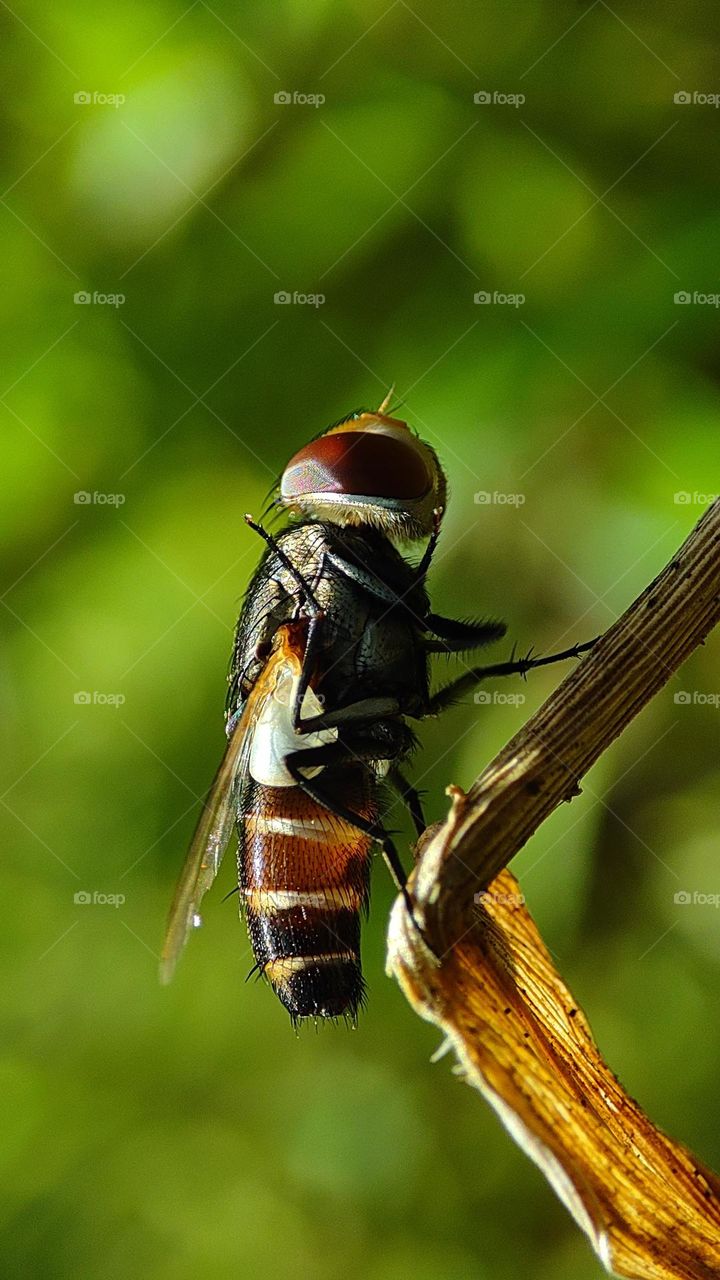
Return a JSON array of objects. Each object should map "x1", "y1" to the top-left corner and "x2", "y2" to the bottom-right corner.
[{"x1": 228, "y1": 520, "x2": 430, "y2": 749}]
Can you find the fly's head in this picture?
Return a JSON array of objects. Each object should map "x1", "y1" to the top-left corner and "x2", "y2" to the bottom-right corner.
[{"x1": 278, "y1": 394, "x2": 447, "y2": 540}]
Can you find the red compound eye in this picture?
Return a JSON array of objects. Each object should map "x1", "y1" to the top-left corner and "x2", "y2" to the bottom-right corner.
[{"x1": 280, "y1": 431, "x2": 433, "y2": 502}]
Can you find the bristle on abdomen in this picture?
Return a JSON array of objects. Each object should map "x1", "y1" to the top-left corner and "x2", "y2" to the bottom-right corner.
[
  {"x1": 245, "y1": 892, "x2": 366, "y2": 1020},
  {"x1": 265, "y1": 950, "x2": 366, "y2": 1021},
  {"x1": 238, "y1": 768, "x2": 374, "y2": 1022}
]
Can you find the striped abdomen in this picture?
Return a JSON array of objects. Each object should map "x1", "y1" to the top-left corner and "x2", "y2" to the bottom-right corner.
[{"x1": 238, "y1": 765, "x2": 374, "y2": 1022}]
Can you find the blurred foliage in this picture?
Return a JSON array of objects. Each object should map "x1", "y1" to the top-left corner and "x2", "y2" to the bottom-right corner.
[{"x1": 1, "y1": 2, "x2": 718, "y2": 1278}]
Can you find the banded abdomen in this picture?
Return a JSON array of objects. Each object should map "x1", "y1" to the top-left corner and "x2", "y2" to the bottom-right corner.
[{"x1": 238, "y1": 764, "x2": 375, "y2": 1022}]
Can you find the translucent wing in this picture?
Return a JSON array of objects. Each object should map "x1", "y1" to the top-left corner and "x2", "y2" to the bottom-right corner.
[{"x1": 159, "y1": 626, "x2": 304, "y2": 984}]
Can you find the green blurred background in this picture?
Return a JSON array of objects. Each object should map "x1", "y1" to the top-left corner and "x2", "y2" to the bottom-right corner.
[{"x1": 2, "y1": 2, "x2": 718, "y2": 1277}]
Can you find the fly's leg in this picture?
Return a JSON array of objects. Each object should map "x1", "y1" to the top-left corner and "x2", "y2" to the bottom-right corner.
[
  {"x1": 243, "y1": 521, "x2": 403, "y2": 736},
  {"x1": 427, "y1": 637, "x2": 599, "y2": 715},
  {"x1": 292, "y1": 694, "x2": 401, "y2": 734},
  {"x1": 244, "y1": 514, "x2": 322, "y2": 616},
  {"x1": 413, "y1": 506, "x2": 444, "y2": 582},
  {"x1": 245, "y1": 516, "x2": 332, "y2": 728},
  {"x1": 424, "y1": 614, "x2": 507, "y2": 653},
  {"x1": 245, "y1": 519, "x2": 404, "y2": 736},
  {"x1": 324, "y1": 539, "x2": 434, "y2": 626},
  {"x1": 324, "y1": 548, "x2": 404, "y2": 607},
  {"x1": 387, "y1": 766, "x2": 426, "y2": 838},
  {"x1": 289, "y1": 608, "x2": 326, "y2": 731},
  {"x1": 283, "y1": 741, "x2": 431, "y2": 947}
]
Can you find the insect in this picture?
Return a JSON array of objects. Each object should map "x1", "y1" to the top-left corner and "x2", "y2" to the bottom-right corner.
[{"x1": 160, "y1": 395, "x2": 594, "y2": 1023}]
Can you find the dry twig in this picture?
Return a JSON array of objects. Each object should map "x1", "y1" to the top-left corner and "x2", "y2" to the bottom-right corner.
[{"x1": 388, "y1": 499, "x2": 720, "y2": 1279}]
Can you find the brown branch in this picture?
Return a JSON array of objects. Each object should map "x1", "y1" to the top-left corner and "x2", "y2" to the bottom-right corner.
[{"x1": 387, "y1": 499, "x2": 720, "y2": 1280}]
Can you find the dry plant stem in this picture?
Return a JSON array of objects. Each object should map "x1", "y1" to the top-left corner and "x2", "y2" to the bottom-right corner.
[
  {"x1": 388, "y1": 499, "x2": 720, "y2": 1280},
  {"x1": 392, "y1": 865, "x2": 720, "y2": 1280},
  {"x1": 413, "y1": 497, "x2": 720, "y2": 951}
]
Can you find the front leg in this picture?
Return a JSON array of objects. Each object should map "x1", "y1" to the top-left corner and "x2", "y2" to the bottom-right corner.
[
  {"x1": 412, "y1": 505, "x2": 444, "y2": 582},
  {"x1": 289, "y1": 607, "x2": 326, "y2": 732},
  {"x1": 244, "y1": 515, "x2": 322, "y2": 616}
]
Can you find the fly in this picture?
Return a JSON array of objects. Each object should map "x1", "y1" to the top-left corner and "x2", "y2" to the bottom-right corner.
[{"x1": 161, "y1": 394, "x2": 595, "y2": 1023}]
